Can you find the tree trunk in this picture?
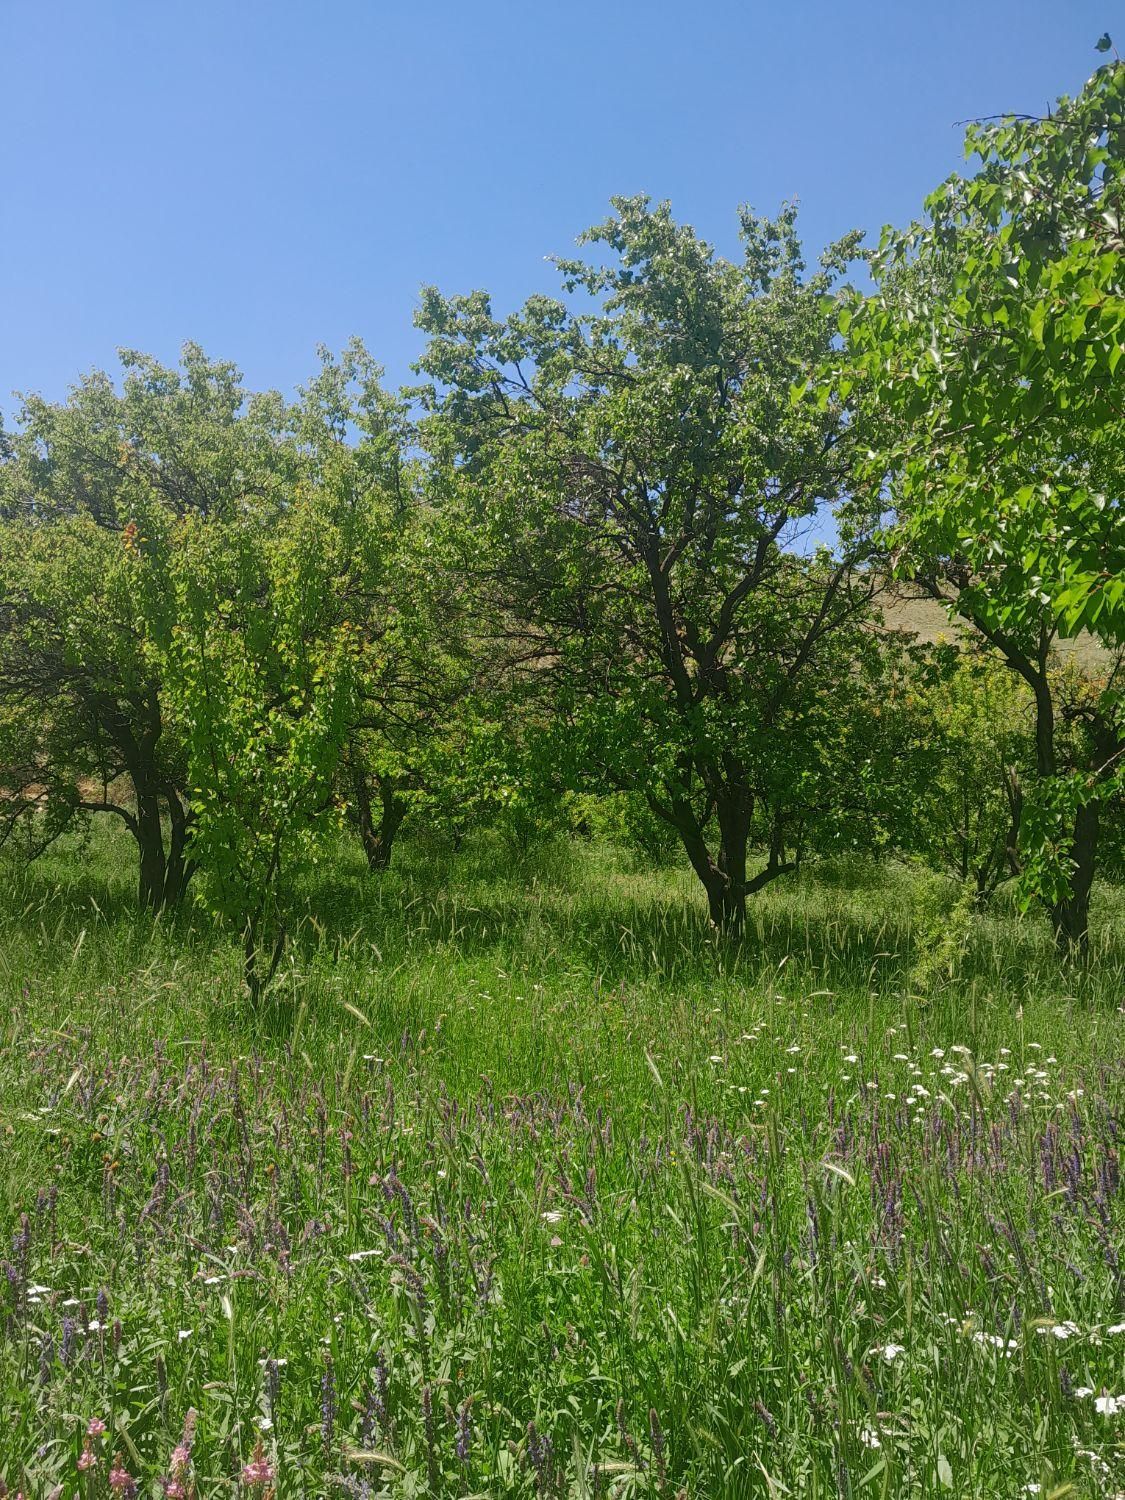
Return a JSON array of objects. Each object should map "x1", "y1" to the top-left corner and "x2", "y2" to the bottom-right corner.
[
  {"x1": 353, "y1": 771, "x2": 406, "y2": 872},
  {"x1": 1050, "y1": 799, "x2": 1099, "y2": 959},
  {"x1": 131, "y1": 781, "x2": 195, "y2": 913},
  {"x1": 243, "y1": 919, "x2": 286, "y2": 1006},
  {"x1": 649, "y1": 785, "x2": 797, "y2": 941},
  {"x1": 704, "y1": 874, "x2": 746, "y2": 937},
  {"x1": 135, "y1": 787, "x2": 168, "y2": 911},
  {"x1": 712, "y1": 791, "x2": 752, "y2": 937},
  {"x1": 162, "y1": 791, "x2": 195, "y2": 909}
]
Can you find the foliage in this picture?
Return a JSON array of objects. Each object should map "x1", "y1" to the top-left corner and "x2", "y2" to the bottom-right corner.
[
  {"x1": 890, "y1": 645, "x2": 1032, "y2": 900},
  {"x1": 163, "y1": 490, "x2": 360, "y2": 999},
  {"x1": 416, "y1": 197, "x2": 880, "y2": 934},
  {"x1": 838, "y1": 60, "x2": 1125, "y2": 949},
  {"x1": 0, "y1": 347, "x2": 256, "y2": 909}
]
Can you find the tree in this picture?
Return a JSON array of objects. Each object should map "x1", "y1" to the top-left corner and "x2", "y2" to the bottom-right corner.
[
  {"x1": 342, "y1": 500, "x2": 480, "y2": 873},
  {"x1": 894, "y1": 644, "x2": 1031, "y2": 903},
  {"x1": 0, "y1": 343, "x2": 419, "y2": 994},
  {"x1": 840, "y1": 58, "x2": 1125, "y2": 952},
  {"x1": 417, "y1": 197, "x2": 880, "y2": 935},
  {"x1": 157, "y1": 342, "x2": 410, "y2": 998},
  {"x1": 163, "y1": 485, "x2": 359, "y2": 1000},
  {"x1": 0, "y1": 347, "x2": 260, "y2": 909}
]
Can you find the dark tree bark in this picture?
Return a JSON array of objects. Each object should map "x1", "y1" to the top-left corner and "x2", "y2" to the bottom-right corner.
[
  {"x1": 652, "y1": 788, "x2": 796, "y2": 939},
  {"x1": 352, "y1": 770, "x2": 407, "y2": 873},
  {"x1": 1050, "y1": 799, "x2": 1099, "y2": 957},
  {"x1": 99, "y1": 696, "x2": 194, "y2": 913},
  {"x1": 163, "y1": 788, "x2": 195, "y2": 908}
]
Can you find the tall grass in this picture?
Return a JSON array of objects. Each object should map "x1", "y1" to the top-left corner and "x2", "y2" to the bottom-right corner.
[{"x1": 0, "y1": 828, "x2": 1123, "y2": 1496}]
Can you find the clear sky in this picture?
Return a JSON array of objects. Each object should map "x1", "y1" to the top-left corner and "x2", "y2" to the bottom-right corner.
[{"x1": 0, "y1": 0, "x2": 1115, "y2": 412}]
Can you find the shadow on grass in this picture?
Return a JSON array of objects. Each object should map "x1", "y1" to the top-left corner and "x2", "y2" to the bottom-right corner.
[{"x1": 5, "y1": 828, "x2": 1124, "y2": 1008}]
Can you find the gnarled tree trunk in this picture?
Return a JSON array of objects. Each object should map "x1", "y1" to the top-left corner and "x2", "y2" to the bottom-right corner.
[
  {"x1": 353, "y1": 770, "x2": 407, "y2": 873},
  {"x1": 650, "y1": 785, "x2": 796, "y2": 939}
]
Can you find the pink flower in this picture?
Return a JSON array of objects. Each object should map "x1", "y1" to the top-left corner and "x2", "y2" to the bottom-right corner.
[
  {"x1": 108, "y1": 1457, "x2": 137, "y2": 1496},
  {"x1": 241, "y1": 1441, "x2": 275, "y2": 1489},
  {"x1": 86, "y1": 1418, "x2": 107, "y2": 1439},
  {"x1": 77, "y1": 1444, "x2": 98, "y2": 1471}
]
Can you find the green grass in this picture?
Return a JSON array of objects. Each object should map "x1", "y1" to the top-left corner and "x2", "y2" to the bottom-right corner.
[{"x1": 1, "y1": 828, "x2": 1124, "y2": 1497}]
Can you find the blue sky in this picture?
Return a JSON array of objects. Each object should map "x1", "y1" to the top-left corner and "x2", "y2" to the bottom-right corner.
[{"x1": 0, "y1": 0, "x2": 1113, "y2": 412}]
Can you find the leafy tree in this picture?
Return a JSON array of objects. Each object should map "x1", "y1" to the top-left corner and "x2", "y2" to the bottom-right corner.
[
  {"x1": 163, "y1": 485, "x2": 359, "y2": 1000},
  {"x1": 343, "y1": 509, "x2": 479, "y2": 872},
  {"x1": 897, "y1": 645, "x2": 1031, "y2": 903},
  {"x1": 0, "y1": 344, "x2": 421, "y2": 995},
  {"x1": 840, "y1": 59, "x2": 1125, "y2": 951},
  {"x1": 157, "y1": 342, "x2": 414, "y2": 997},
  {"x1": 0, "y1": 347, "x2": 258, "y2": 908},
  {"x1": 416, "y1": 198, "x2": 880, "y2": 935}
]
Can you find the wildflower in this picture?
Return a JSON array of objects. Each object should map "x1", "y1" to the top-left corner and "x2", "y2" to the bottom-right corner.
[
  {"x1": 177, "y1": 1328, "x2": 192, "y2": 1341},
  {"x1": 456, "y1": 1398, "x2": 473, "y2": 1462},
  {"x1": 108, "y1": 1456, "x2": 137, "y2": 1496},
  {"x1": 970, "y1": 1331, "x2": 1018, "y2": 1355},
  {"x1": 645, "y1": 1406, "x2": 666, "y2": 1489},
  {"x1": 77, "y1": 1445, "x2": 97, "y2": 1472},
  {"x1": 241, "y1": 1441, "x2": 274, "y2": 1488},
  {"x1": 527, "y1": 1419, "x2": 554, "y2": 1480},
  {"x1": 321, "y1": 1352, "x2": 336, "y2": 1455},
  {"x1": 86, "y1": 1419, "x2": 107, "y2": 1439},
  {"x1": 1040, "y1": 1320, "x2": 1080, "y2": 1340},
  {"x1": 1107, "y1": 1322, "x2": 1125, "y2": 1336},
  {"x1": 876, "y1": 1342, "x2": 905, "y2": 1363},
  {"x1": 1095, "y1": 1394, "x2": 1124, "y2": 1416},
  {"x1": 860, "y1": 1425, "x2": 881, "y2": 1449}
]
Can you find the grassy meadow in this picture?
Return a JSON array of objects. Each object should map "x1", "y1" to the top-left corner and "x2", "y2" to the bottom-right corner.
[{"x1": 1, "y1": 829, "x2": 1124, "y2": 1497}]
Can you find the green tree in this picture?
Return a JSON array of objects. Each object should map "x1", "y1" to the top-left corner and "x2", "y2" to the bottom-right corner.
[
  {"x1": 840, "y1": 59, "x2": 1125, "y2": 951},
  {"x1": 157, "y1": 342, "x2": 412, "y2": 997},
  {"x1": 0, "y1": 347, "x2": 261, "y2": 908},
  {"x1": 343, "y1": 504, "x2": 481, "y2": 872},
  {"x1": 417, "y1": 197, "x2": 879, "y2": 935},
  {"x1": 163, "y1": 486, "x2": 359, "y2": 1000},
  {"x1": 899, "y1": 645, "x2": 1031, "y2": 903}
]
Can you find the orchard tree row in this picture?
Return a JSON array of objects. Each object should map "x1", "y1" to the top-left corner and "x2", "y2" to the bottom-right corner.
[{"x1": 1, "y1": 60, "x2": 1123, "y2": 987}]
